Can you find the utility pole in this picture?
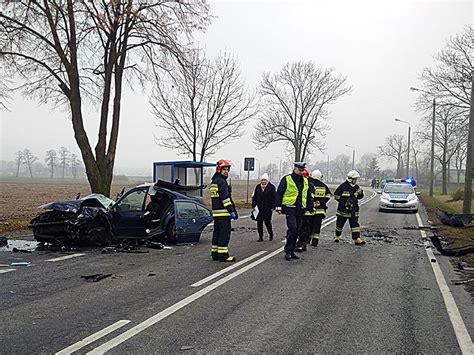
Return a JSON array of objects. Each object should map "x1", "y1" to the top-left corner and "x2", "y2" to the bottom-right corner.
[
  {"x1": 345, "y1": 144, "x2": 355, "y2": 170},
  {"x1": 395, "y1": 118, "x2": 411, "y2": 177},
  {"x1": 463, "y1": 74, "x2": 473, "y2": 213},
  {"x1": 430, "y1": 97, "x2": 436, "y2": 197}
]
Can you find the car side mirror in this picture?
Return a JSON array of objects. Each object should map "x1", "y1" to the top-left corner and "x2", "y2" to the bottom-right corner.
[{"x1": 416, "y1": 191, "x2": 421, "y2": 195}]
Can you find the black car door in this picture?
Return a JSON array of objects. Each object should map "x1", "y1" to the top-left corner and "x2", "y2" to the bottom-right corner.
[{"x1": 111, "y1": 187, "x2": 149, "y2": 237}]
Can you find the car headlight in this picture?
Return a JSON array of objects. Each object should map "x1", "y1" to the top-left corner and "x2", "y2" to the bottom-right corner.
[
  {"x1": 408, "y1": 194, "x2": 417, "y2": 201},
  {"x1": 380, "y1": 194, "x2": 390, "y2": 203}
]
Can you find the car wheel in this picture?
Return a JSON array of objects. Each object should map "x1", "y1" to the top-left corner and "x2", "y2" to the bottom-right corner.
[
  {"x1": 378, "y1": 208, "x2": 384, "y2": 212},
  {"x1": 167, "y1": 220, "x2": 177, "y2": 244},
  {"x1": 413, "y1": 209, "x2": 418, "y2": 214}
]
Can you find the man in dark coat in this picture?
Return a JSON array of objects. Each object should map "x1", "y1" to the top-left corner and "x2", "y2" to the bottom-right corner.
[
  {"x1": 276, "y1": 162, "x2": 314, "y2": 261},
  {"x1": 252, "y1": 173, "x2": 276, "y2": 241}
]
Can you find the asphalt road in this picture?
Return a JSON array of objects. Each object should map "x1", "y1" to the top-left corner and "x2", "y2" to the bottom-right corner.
[{"x1": 1, "y1": 190, "x2": 473, "y2": 354}]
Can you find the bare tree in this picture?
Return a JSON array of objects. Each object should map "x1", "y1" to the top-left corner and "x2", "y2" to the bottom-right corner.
[
  {"x1": 0, "y1": 1, "x2": 211, "y2": 196},
  {"x1": 0, "y1": 73, "x2": 11, "y2": 111},
  {"x1": 377, "y1": 135, "x2": 407, "y2": 178},
  {"x1": 417, "y1": 105, "x2": 467, "y2": 194},
  {"x1": 45, "y1": 149, "x2": 57, "y2": 179},
  {"x1": 332, "y1": 154, "x2": 352, "y2": 182},
  {"x1": 70, "y1": 153, "x2": 81, "y2": 179},
  {"x1": 58, "y1": 146, "x2": 70, "y2": 178},
  {"x1": 418, "y1": 26, "x2": 472, "y2": 111},
  {"x1": 253, "y1": 61, "x2": 351, "y2": 162},
  {"x1": 357, "y1": 153, "x2": 380, "y2": 179},
  {"x1": 22, "y1": 149, "x2": 38, "y2": 179},
  {"x1": 151, "y1": 50, "x2": 255, "y2": 162},
  {"x1": 14, "y1": 150, "x2": 23, "y2": 177}
]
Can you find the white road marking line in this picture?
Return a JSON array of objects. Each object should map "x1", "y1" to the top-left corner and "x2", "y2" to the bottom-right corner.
[
  {"x1": 0, "y1": 268, "x2": 16, "y2": 274},
  {"x1": 46, "y1": 253, "x2": 86, "y2": 262},
  {"x1": 191, "y1": 250, "x2": 268, "y2": 287},
  {"x1": 55, "y1": 320, "x2": 131, "y2": 355},
  {"x1": 416, "y1": 213, "x2": 474, "y2": 354},
  {"x1": 86, "y1": 248, "x2": 283, "y2": 355}
]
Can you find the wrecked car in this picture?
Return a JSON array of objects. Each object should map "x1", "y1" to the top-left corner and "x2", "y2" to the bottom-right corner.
[
  {"x1": 29, "y1": 181, "x2": 213, "y2": 246},
  {"x1": 29, "y1": 194, "x2": 115, "y2": 246}
]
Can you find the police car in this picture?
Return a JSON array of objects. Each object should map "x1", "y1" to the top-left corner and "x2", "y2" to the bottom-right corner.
[{"x1": 378, "y1": 181, "x2": 420, "y2": 213}]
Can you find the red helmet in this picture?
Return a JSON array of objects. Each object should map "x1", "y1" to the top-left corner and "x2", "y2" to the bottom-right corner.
[
  {"x1": 303, "y1": 167, "x2": 310, "y2": 178},
  {"x1": 216, "y1": 159, "x2": 231, "y2": 173}
]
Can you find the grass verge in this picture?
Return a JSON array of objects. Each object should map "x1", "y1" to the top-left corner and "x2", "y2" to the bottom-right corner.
[{"x1": 419, "y1": 191, "x2": 474, "y2": 297}]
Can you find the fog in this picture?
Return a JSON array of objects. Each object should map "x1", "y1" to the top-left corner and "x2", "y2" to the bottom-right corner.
[{"x1": 0, "y1": 0, "x2": 471, "y2": 177}]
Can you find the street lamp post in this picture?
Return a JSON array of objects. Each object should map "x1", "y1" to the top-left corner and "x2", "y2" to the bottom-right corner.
[
  {"x1": 345, "y1": 144, "x2": 355, "y2": 170},
  {"x1": 323, "y1": 153, "x2": 330, "y2": 182},
  {"x1": 395, "y1": 118, "x2": 411, "y2": 177},
  {"x1": 410, "y1": 87, "x2": 436, "y2": 196}
]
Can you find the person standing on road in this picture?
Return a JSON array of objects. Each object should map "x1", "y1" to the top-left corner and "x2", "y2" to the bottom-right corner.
[
  {"x1": 210, "y1": 160, "x2": 238, "y2": 262},
  {"x1": 295, "y1": 167, "x2": 315, "y2": 252},
  {"x1": 276, "y1": 162, "x2": 314, "y2": 261},
  {"x1": 302, "y1": 169, "x2": 332, "y2": 248},
  {"x1": 333, "y1": 170, "x2": 366, "y2": 245},
  {"x1": 252, "y1": 173, "x2": 276, "y2": 242}
]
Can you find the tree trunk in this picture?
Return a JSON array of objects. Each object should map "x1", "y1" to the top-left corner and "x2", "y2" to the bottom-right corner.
[
  {"x1": 442, "y1": 144, "x2": 448, "y2": 195},
  {"x1": 15, "y1": 162, "x2": 20, "y2": 178},
  {"x1": 28, "y1": 163, "x2": 33, "y2": 179}
]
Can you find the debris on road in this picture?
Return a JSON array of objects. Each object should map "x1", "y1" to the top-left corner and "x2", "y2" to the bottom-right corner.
[
  {"x1": 81, "y1": 273, "x2": 113, "y2": 282},
  {"x1": 148, "y1": 272, "x2": 156, "y2": 277},
  {"x1": 429, "y1": 235, "x2": 474, "y2": 256},
  {"x1": 0, "y1": 237, "x2": 7, "y2": 247},
  {"x1": 453, "y1": 278, "x2": 474, "y2": 285},
  {"x1": 431, "y1": 258, "x2": 437, "y2": 263},
  {"x1": 363, "y1": 229, "x2": 398, "y2": 243},
  {"x1": 180, "y1": 346, "x2": 195, "y2": 351},
  {"x1": 12, "y1": 247, "x2": 32, "y2": 253},
  {"x1": 436, "y1": 208, "x2": 474, "y2": 228}
]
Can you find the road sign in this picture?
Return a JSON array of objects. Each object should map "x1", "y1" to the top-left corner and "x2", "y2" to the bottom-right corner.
[{"x1": 244, "y1": 157, "x2": 255, "y2": 171}]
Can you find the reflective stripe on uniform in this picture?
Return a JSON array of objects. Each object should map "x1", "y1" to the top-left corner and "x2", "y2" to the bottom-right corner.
[
  {"x1": 314, "y1": 187, "x2": 326, "y2": 198},
  {"x1": 212, "y1": 209, "x2": 230, "y2": 217},
  {"x1": 341, "y1": 191, "x2": 351, "y2": 197},
  {"x1": 210, "y1": 184, "x2": 219, "y2": 198},
  {"x1": 351, "y1": 228, "x2": 360, "y2": 233},
  {"x1": 217, "y1": 247, "x2": 229, "y2": 253},
  {"x1": 312, "y1": 234, "x2": 320, "y2": 239},
  {"x1": 211, "y1": 245, "x2": 218, "y2": 252},
  {"x1": 336, "y1": 227, "x2": 343, "y2": 232},
  {"x1": 325, "y1": 194, "x2": 332, "y2": 198},
  {"x1": 222, "y1": 198, "x2": 232, "y2": 207},
  {"x1": 314, "y1": 209, "x2": 326, "y2": 215},
  {"x1": 336, "y1": 211, "x2": 351, "y2": 218}
]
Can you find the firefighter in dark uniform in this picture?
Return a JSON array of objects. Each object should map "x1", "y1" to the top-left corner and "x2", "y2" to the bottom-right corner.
[
  {"x1": 295, "y1": 167, "x2": 314, "y2": 252},
  {"x1": 210, "y1": 160, "x2": 238, "y2": 262},
  {"x1": 276, "y1": 162, "x2": 314, "y2": 261},
  {"x1": 308, "y1": 169, "x2": 332, "y2": 247},
  {"x1": 334, "y1": 170, "x2": 365, "y2": 245}
]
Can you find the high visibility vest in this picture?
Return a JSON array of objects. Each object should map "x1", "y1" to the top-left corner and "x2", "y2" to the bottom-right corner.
[{"x1": 282, "y1": 175, "x2": 308, "y2": 208}]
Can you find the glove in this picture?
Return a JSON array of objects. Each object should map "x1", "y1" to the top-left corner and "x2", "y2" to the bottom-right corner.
[
  {"x1": 275, "y1": 207, "x2": 282, "y2": 214},
  {"x1": 230, "y1": 212, "x2": 238, "y2": 220}
]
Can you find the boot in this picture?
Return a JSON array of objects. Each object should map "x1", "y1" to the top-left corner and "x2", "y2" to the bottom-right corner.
[
  {"x1": 334, "y1": 236, "x2": 341, "y2": 243},
  {"x1": 285, "y1": 253, "x2": 292, "y2": 261},
  {"x1": 290, "y1": 253, "x2": 300, "y2": 260},
  {"x1": 311, "y1": 237, "x2": 319, "y2": 247},
  {"x1": 211, "y1": 252, "x2": 219, "y2": 261},
  {"x1": 354, "y1": 237, "x2": 366, "y2": 245},
  {"x1": 301, "y1": 244, "x2": 307, "y2": 252},
  {"x1": 295, "y1": 246, "x2": 304, "y2": 253},
  {"x1": 258, "y1": 237, "x2": 263, "y2": 242},
  {"x1": 220, "y1": 255, "x2": 237, "y2": 262},
  {"x1": 269, "y1": 235, "x2": 273, "y2": 241}
]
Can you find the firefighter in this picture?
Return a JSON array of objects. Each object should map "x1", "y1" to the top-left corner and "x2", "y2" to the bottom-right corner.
[
  {"x1": 334, "y1": 170, "x2": 365, "y2": 245},
  {"x1": 210, "y1": 160, "x2": 238, "y2": 262},
  {"x1": 276, "y1": 162, "x2": 314, "y2": 261},
  {"x1": 308, "y1": 169, "x2": 332, "y2": 247}
]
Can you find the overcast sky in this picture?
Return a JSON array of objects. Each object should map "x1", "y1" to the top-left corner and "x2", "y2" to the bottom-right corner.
[{"x1": 0, "y1": 0, "x2": 471, "y2": 177}]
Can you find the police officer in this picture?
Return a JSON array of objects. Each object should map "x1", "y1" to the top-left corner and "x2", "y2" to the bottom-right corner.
[
  {"x1": 210, "y1": 160, "x2": 238, "y2": 262},
  {"x1": 333, "y1": 170, "x2": 365, "y2": 245},
  {"x1": 276, "y1": 162, "x2": 314, "y2": 261},
  {"x1": 295, "y1": 167, "x2": 314, "y2": 252}
]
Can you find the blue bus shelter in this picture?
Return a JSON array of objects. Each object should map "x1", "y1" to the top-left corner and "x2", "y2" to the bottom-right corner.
[{"x1": 152, "y1": 161, "x2": 215, "y2": 197}]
